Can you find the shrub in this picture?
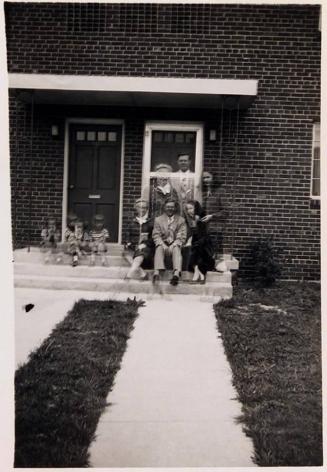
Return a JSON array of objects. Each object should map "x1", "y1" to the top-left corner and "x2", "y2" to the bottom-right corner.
[{"x1": 249, "y1": 236, "x2": 281, "y2": 287}]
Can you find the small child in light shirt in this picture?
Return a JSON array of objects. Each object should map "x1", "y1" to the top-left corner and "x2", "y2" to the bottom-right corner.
[
  {"x1": 64, "y1": 213, "x2": 82, "y2": 266},
  {"x1": 40, "y1": 218, "x2": 62, "y2": 263},
  {"x1": 89, "y1": 214, "x2": 110, "y2": 265}
]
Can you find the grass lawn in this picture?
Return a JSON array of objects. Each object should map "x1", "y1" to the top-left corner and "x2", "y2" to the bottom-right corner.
[
  {"x1": 15, "y1": 297, "x2": 143, "y2": 468},
  {"x1": 214, "y1": 282, "x2": 322, "y2": 466}
]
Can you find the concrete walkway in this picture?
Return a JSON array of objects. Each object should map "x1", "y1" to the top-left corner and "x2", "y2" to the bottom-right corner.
[
  {"x1": 15, "y1": 288, "x2": 255, "y2": 467},
  {"x1": 89, "y1": 297, "x2": 255, "y2": 467}
]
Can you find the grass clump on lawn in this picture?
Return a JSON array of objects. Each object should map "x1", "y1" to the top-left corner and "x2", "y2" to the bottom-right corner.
[
  {"x1": 214, "y1": 282, "x2": 322, "y2": 466},
  {"x1": 15, "y1": 297, "x2": 143, "y2": 468}
]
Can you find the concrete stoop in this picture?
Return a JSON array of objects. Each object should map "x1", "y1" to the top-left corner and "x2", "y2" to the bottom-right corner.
[{"x1": 14, "y1": 246, "x2": 237, "y2": 298}]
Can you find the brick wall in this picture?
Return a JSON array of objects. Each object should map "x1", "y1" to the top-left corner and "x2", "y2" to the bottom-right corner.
[
  {"x1": 9, "y1": 95, "x2": 65, "y2": 248},
  {"x1": 6, "y1": 3, "x2": 321, "y2": 279}
]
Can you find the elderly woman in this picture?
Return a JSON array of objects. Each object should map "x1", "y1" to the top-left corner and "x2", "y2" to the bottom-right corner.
[
  {"x1": 123, "y1": 199, "x2": 155, "y2": 280},
  {"x1": 149, "y1": 163, "x2": 179, "y2": 217}
]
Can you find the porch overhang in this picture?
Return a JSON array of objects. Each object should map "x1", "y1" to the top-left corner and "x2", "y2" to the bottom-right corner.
[{"x1": 9, "y1": 74, "x2": 258, "y2": 110}]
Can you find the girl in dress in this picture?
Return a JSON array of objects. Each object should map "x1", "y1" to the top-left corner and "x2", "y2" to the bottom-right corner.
[
  {"x1": 123, "y1": 199, "x2": 154, "y2": 280},
  {"x1": 183, "y1": 200, "x2": 215, "y2": 283}
]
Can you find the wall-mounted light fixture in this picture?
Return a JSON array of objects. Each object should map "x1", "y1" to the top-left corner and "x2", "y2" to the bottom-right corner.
[
  {"x1": 51, "y1": 124, "x2": 59, "y2": 137},
  {"x1": 209, "y1": 129, "x2": 217, "y2": 141}
]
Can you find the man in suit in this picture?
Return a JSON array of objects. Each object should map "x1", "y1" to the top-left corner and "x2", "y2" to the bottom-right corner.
[
  {"x1": 152, "y1": 199, "x2": 187, "y2": 286},
  {"x1": 172, "y1": 154, "x2": 195, "y2": 208}
]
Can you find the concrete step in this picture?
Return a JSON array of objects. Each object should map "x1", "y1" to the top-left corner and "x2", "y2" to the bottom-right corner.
[
  {"x1": 13, "y1": 248, "x2": 235, "y2": 297},
  {"x1": 14, "y1": 250, "x2": 129, "y2": 266},
  {"x1": 14, "y1": 274, "x2": 232, "y2": 298},
  {"x1": 14, "y1": 262, "x2": 232, "y2": 283},
  {"x1": 18, "y1": 244, "x2": 125, "y2": 254},
  {"x1": 13, "y1": 247, "x2": 239, "y2": 270},
  {"x1": 14, "y1": 244, "x2": 124, "y2": 259},
  {"x1": 218, "y1": 254, "x2": 239, "y2": 271}
]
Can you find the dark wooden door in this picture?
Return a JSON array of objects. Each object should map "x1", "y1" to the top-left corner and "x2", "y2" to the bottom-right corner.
[{"x1": 68, "y1": 124, "x2": 122, "y2": 242}]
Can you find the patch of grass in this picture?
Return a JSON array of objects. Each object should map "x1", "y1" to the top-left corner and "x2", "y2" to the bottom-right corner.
[
  {"x1": 15, "y1": 297, "x2": 143, "y2": 467},
  {"x1": 214, "y1": 282, "x2": 322, "y2": 466}
]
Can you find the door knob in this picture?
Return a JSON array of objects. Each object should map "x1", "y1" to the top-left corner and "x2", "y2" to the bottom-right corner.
[{"x1": 69, "y1": 184, "x2": 75, "y2": 189}]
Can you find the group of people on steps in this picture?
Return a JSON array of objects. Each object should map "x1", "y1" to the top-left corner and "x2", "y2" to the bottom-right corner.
[{"x1": 41, "y1": 153, "x2": 227, "y2": 286}]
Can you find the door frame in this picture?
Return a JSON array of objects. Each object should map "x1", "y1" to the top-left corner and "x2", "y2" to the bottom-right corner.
[
  {"x1": 142, "y1": 121, "x2": 204, "y2": 201},
  {"x1": 63, "y1": 118, "x2": 125, "y2": 244}
]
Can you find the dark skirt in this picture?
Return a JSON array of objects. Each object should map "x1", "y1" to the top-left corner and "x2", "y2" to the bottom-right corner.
[
  {"x1": 125, "y1": 218, "x2": 155, "y2": 269},
  {"x1": 133, "y1": 243, "x2": 154, "y2": 269},
  {"x1": 186, "y1": 235, "x2": 216, "y2": 275}
]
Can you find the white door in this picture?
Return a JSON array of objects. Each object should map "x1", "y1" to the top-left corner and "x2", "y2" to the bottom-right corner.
[{"x1": 142, "y1": 122, "x2": 204, "y2": 206}]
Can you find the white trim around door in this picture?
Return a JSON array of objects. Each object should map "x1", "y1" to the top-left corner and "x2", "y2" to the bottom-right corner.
[
  {"x1": 142, "y1": 121, "x2": 204, "y2": 201},
  {"x1": 62, "y1": 118, "x2": 125, "y2": 244}
]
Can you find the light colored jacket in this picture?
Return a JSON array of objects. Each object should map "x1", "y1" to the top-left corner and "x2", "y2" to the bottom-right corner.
[
  {"x1": 152, "y1": 213, "x2": 187, "y2": 247},
  {"x1": 171, "y1": 172, "x2": 195, "y2": 204}
]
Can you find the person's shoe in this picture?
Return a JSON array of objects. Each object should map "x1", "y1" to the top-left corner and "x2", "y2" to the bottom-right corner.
[
  {"x1": 188, "y1": 278, "x2": 200, "y2": 284},
  {"x1": 170, "y1": 274, "x2": 179, "y2": 286},
  {"x1": 140, "y1": 273, "x2": 149, "y2": 281},
  {"x1": 152, "y1": 273, "x2": 160, "y2": 285}
]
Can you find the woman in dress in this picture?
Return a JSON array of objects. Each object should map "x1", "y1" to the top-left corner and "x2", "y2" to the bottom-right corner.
[
  {"x1": 183, "y1": 200, "x2": 215, "y2": 283},
  {"x1": 123, "y1": 199, "x2": 155, "y2": 280},
  {"x1": 200, "y1": 171, "x2": 228, "y2": 257}
]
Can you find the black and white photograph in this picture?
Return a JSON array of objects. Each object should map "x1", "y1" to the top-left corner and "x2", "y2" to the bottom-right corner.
[{"x1": 0, "y1": 0, "x2": 324, "y2": 470}]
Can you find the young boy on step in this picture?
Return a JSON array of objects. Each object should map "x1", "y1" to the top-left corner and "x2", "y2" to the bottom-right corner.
[
  {"x1": 89, "y1": 214, "x2": 110, "y2": 266},
  {"x1": 40, "y1": 218, "x2": 62, "y2": 263}
]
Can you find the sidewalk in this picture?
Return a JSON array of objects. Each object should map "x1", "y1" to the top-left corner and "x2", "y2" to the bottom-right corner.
[
  {"x1": 15, "y1": 288, "x2": 255, "y2": 467},
  {"x1": 89, "y1": 297, "x2": 255, "y2": 467}
]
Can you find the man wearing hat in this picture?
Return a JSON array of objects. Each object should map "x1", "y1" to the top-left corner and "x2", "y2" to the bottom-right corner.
[
  {"x1": 149, "y1": 163, "x2": 179, "y2": 217},
  {"x1": 152, "y1": 198, "x2": 187, "y2": 286}
]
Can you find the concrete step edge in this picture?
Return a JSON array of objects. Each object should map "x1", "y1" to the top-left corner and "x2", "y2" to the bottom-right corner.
[
  {"x1": 14, "y1": 273, "x2": 231, "y2": 286},
  {"x1": 13, "y1": 262, "x2": 231, "y2": 281}
]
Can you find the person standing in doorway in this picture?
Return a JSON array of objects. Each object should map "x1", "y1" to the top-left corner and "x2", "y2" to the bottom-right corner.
[
  {"x1": 172, "y1": 153, "x2": 195, "y2": 208},
  {"x1": 148, "y1": 163, "x2": 179, "y2": 217}
]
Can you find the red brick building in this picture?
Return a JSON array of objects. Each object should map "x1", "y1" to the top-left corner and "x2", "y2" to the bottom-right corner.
[{"x1": 5, "y1": 2, "x2": 321, "y2": 279}]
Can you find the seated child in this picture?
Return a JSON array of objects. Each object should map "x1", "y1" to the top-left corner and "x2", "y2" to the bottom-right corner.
[
  {"x1": 64, "y1": 213, "x2": 82, "y2": 267},
  {"x1": 89, "y1": 214, "x2": 110, "y2": 265},
  {"x1": 40, "y1": 218, "x2": 61, "y2": 263},
  {"x1": 80, "y1": 219, "x2": 92, "y2": 255}
]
